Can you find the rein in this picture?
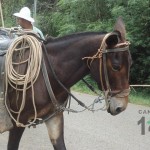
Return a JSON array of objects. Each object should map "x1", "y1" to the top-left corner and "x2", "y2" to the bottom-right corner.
[
  {"x1": 42, "y1": 44, "x2": 93, "y2": 111},
  {"x1": 83, "y1": 32, "x2": 130, "y2": 109}
]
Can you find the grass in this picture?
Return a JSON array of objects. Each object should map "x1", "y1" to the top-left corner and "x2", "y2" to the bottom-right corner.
[
  {"x1": 71, "y1": 82, "x2": 150, "y2": 107},
  {"x1": 129, "y1": 89, "x2": 150, "y2": 107}
]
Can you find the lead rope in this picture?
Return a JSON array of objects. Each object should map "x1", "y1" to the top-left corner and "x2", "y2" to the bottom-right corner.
[{"x1": 4, "y1": 34, "x2": 42, "y2": 127}]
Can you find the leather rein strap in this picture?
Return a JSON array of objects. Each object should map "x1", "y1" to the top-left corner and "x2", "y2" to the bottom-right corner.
[{"x1": 42, "y1": 44, "x2": 91, "y2": 112}]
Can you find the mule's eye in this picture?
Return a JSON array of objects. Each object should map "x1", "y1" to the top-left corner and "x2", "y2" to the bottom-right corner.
[{"x1": 112, "y1": 64, "x2": 121, "y2": 71}]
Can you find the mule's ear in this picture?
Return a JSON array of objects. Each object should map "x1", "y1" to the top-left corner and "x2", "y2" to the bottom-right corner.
[
  {"x1": 114, "y1": 16, "x2": 126, "y2": 42},
  {"x1": 106, "y1": 34, "x2": 119, "y2": 48}
]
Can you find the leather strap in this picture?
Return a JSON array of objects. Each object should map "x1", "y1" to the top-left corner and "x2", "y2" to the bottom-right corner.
[{"x1": 41, "y1": 57, "x2": 59, "y2": 109}]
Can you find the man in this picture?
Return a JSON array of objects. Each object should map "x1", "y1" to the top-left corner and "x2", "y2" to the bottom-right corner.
[{"x1": 13, "y1": 7, "x2": 45, "y2": 39}]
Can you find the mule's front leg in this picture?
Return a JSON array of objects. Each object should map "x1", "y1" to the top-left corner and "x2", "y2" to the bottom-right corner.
[
  {"x1": 7, "y1": 126, "x2": 25, "y2": 150},
  {"x1": 45, "y1": 112, "x2": 66, "y2": 150}
]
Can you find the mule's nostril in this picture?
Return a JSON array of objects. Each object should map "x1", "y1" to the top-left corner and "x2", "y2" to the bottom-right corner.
[{"x1": 116, "y1": 107, "x2": 122, "y2": 113}]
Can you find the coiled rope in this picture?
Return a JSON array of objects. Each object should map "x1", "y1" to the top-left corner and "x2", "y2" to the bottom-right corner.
[{"x1": 5, "y1": 34, "x2": 42, "y2": 127}]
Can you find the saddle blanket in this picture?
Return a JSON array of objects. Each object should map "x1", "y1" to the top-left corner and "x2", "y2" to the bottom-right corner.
[{"x1": 0, "y1": 32, "x2": 14, "y2": 133}]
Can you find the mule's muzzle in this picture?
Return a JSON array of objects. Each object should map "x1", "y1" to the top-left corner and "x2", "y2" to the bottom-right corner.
[
  {"x1": 107, "y1": 96, "x2": 128, "y2": 116},
  {"x1": 107, "y1": 105, "x2": 126, "y2": 116}
]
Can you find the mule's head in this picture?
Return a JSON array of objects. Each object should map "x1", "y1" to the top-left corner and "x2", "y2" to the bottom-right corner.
[{"x1": 90, "y1": 17, "x2": 132, "y2": 115}]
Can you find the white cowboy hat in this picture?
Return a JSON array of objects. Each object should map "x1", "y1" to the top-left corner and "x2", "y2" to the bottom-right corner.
[{"x1": 13, "y1": 7, "x2": 34, "y2": 23}]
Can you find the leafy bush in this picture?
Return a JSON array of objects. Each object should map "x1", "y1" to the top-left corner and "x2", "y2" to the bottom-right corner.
[{"x1": 1, "y1": 0, "x2": 150, "y2": 88}]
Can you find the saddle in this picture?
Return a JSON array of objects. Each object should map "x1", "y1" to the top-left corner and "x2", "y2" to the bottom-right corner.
[
  {"x1": 0, "y1": 28, "x2": 14, "y2": 133},
  {"x1": 0, "y1": 28, "x2": 15, "y2": 55}
]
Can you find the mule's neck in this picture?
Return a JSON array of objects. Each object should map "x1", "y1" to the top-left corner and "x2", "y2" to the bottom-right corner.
[{"x1": 46, "y1": 33, "x2": 105, "y2": 88}]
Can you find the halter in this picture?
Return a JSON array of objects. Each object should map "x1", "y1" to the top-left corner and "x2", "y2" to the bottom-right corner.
[{"x1": 83, "y1": 32, "x2": 130, "y2": 109}]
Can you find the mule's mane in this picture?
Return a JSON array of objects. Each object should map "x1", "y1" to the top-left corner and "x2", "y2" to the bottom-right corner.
[{"x1": 46, "y1": 31, "x2": 107, "y2": 43}]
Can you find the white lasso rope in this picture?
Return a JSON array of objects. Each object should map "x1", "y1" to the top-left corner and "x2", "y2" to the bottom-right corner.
[{"x1": 5, "y1": 34, "x2": 42, "y2": 127}]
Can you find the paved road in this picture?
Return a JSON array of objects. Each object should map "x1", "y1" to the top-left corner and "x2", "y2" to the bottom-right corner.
[{"x1": 0, "y1": 92, "x2": 150, "y2": 150}]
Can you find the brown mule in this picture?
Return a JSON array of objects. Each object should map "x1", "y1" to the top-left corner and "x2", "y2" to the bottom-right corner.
[{"x1": 5, "y1": 17, "x2": 132, "y2": 150}]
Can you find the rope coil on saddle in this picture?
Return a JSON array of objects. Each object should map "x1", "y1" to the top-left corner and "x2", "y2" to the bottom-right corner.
[{"x1": 4, "y1": 33, "x2": 42, "y2": 127}]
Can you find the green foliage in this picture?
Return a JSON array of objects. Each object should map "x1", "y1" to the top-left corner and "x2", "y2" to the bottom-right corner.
[
  {"x1": 42, "y1": 0, "x2": 112, "y2": 36},
  {"x1": 1, "y1": 0, "x2": 35, "y2": 27},
  {"x1": 125, "y1": 0, "x2": 150, "y2": 85},
  {"x1": 72, "y1": 75, "x2": 99, "y2": 95},
  {"x1": 129, "y1": 88, "x2": 150, "y2": 106},
  {"x1": 1, "y1": 0, "x2": 150, "y2": 90}
]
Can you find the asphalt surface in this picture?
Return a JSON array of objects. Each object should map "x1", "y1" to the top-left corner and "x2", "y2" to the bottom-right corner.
[{"x1": 0, "y1": 92, "x2": 150, "y2": 150}]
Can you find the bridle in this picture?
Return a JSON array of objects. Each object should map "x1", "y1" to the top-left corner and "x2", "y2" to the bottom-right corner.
[{"x1": 83, "y1": 32, "x2": 131, "y2": 109}]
